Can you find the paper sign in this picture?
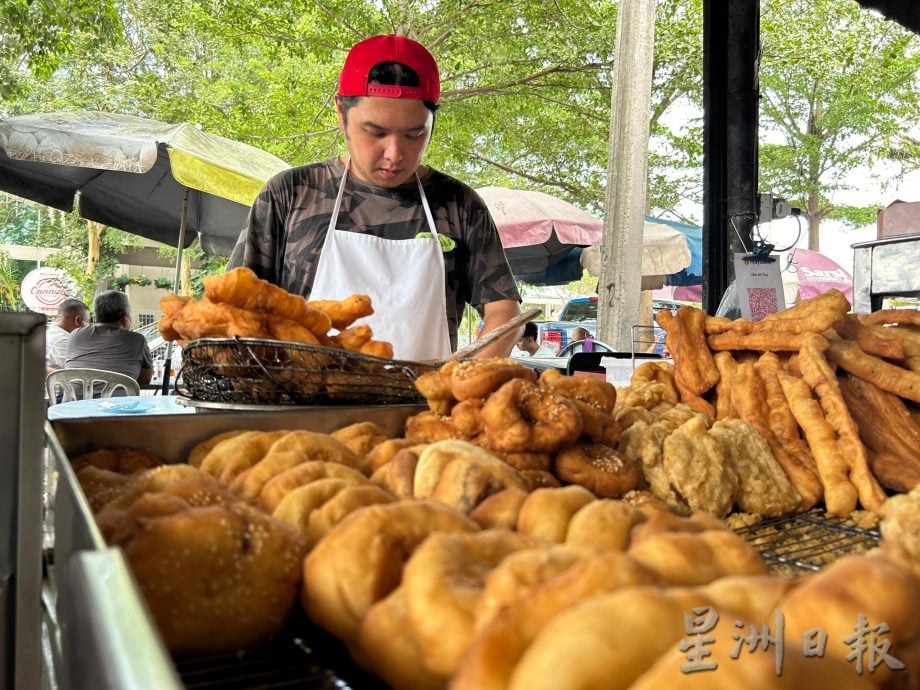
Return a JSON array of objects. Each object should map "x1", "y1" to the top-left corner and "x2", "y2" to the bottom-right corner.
[{"x1": 734, "y1": 253, "x2": 785, "y2": 321}]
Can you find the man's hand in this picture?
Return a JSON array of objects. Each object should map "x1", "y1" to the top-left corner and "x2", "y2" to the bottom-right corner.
[{"x1": 473, "y1": 300, "x2": 523, "y2": 359}]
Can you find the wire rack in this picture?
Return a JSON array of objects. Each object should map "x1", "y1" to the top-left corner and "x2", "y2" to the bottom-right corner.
[
  {"x1": 732, "y1": 508, "x2": 881, "y2": 577},
  {"x1": 178, "y1": 338, "x2": 440, "y2": 407}
]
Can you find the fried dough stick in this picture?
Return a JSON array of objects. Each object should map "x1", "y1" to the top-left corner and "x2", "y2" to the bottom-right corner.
[
  {"x1": 656, "y1": 307, "x2": 719, "y2": 396},
  {"x1": 858, "y1": 308, "x2": 920, "y2": 327},
  {"x1": 731, "y1": 363, "x2": 818, "y2": 510},
  {"x1": 204, "y1": 267, "x2": 332, "y2": 335},
  {"x1": 777, "y1": 372, "x2": 857, "y2": 517},
  {"x1": 832, "y1": 314, "x2": 904, "y2": 360},
  {"x1": 753, "y1": 353, "x2": 823, "y2": 508},
  {"x1": 308, "y1": 295, "x2": 374, "y2": 331},
  {"x1": 826, "y1": 338, "x2": 920, "y2": 403},
  {"x1": 712, "y1": 351, "x2": 737, "y2": 420},
  {"x1": 707, "y1": 331, "x2": 829, "y2": 353},
  {"x1": 861, "y1": 323, "x2": 920, "y2": 373},
  {"x1": 798, "y1": 334, "x2": 886, "y2": 512},
  {"x1": 839, "y1": 374, "x2": 920, "y2": 492}
]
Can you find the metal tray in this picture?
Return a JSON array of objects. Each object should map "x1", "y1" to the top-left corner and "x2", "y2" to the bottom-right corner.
[{"x1": 46, "y1": 405, "x2": 424, "y2": 690}]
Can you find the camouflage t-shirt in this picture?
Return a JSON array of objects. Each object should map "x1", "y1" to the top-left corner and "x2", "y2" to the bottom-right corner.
[{"x1": 228, "y1": 156, "x2": 521, "y2": 349}]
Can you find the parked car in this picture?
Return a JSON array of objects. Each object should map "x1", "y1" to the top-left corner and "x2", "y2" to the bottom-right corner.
[{"x1": 534, "y1": 297, "x2": 687, "y2": 356}]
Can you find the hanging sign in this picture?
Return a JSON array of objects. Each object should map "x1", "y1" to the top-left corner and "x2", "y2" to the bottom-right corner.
[{"x1": 20, "y1": 267, "x2": 78, "y2": 316}]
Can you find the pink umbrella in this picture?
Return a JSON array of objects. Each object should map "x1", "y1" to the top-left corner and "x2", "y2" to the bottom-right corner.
[
  {"x1": 672, "y1": 248, "x2": 853, "y2": 306},
  {"x1": 787, "y1": 248, "x2": 853, "y2": 303},
  {"x1": 476, "y1": 186, "x2": 603, "y2": 275}
]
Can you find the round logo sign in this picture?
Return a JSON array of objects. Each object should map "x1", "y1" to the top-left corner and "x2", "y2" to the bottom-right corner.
[{"x1": 21, "y1": 268, "x2": 78, "y2": 315}]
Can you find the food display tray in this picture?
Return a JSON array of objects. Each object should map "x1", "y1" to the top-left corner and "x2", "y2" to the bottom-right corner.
[{"x1": 179, "y1": 338, "x2": 439, "y2": 407}]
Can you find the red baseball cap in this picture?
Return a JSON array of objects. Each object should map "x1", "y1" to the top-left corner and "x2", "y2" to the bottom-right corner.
[{"x1": 338, "y1": 34, "x2": 440, "y2": 104}]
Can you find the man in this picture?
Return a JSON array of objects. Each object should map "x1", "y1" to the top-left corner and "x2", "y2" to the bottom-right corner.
[
  {"x1": 46, "y1": 299, "x2": 90, "y2": 372},
  {"x1": 517, "y1": 321, "x2": 556, "y2": 358},
  {"x1": 572, "y1": 326, "x2": 594, "y2": 353},
  {"x1": 65, "y1": 290, "x2": 153, "y2": 385},
  {"x1": 229, "y1": 34, "x2": 521, "y2": 360}
]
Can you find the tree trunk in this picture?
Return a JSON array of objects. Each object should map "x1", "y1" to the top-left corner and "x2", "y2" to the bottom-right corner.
[
  {"x1": 86, "y1": 221, "x2": 105, "y2": 275},
  {"x1": 807, "y1": 189, "x2": 821, "y2": 250}
]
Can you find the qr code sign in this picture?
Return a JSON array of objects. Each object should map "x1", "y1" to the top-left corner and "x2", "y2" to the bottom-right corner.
[{"x1": 747, "y1": 287, "x2": 779, "y2": 320}]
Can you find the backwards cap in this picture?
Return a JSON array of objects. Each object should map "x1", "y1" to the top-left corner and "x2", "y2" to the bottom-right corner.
[{"x1": 338, "y1": 34, "x2": 440, "y2": 104}]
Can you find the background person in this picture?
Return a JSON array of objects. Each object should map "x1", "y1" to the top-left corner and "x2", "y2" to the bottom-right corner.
[
  {"x1": 572, "y1": 326, "x2": 594, "y2": 353},
  {"x1": 65, "y1": 290, "x2": 153, "y2": 387},
  {"x1": 46, "y1": 298, "x2": 90, "y2": 372},
  {"x1": 517, "y1": 321, "x2": 556, "y2": 358},
  {"x1": 229, "y1": 34, "x2": 522, "y2": 361}
]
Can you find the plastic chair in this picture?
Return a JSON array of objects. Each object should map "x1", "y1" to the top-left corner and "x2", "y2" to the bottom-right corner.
[{"x1": 45, "y1": 368, "x2": 141, "y2": 405}]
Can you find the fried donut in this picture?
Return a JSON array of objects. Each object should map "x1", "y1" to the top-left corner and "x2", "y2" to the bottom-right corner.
[
  {"x1": 98, "y1": 492, "x2": 194, "y2": 545},
  {"x1": 404, "y1": 409, "x2": 469, "y2": 443},
  {"x1": 187, "y1": 430, "x2": 248, "y2": 467},
  {"x1": 71, "y1": 447, "x2": 165, "y2": 474},
  {"x1": 430, "y1": 456, "x2": 528, "y2": 514},
  {"x1": 481, "y1": 379, "x2": 583, "y2": 454},
  {"x1": 413, "y1": 439, "x2": 508, "y2": 498},
  {"x1": 369, "y1": 447, "x2": 425, "y2": 498},
  {"x1": 121, "y1": 502, "x2": 307, "y2": 657},
  {"x1": 469, "y1": 487, "x2": 529, "y2": 530},
  {"x1": 231, "y1": 432, "x2": 360, "y2": 501},
  {"x1": 473, "y1": 438, "x2": 551, "y2": 471},
  {"x1": 414, "y1": 362, "x2": 458, "y2": 415},
  {"x1": 271, "y1": 478, "x2": 360, "y2": 537},
  {"x1": 452, "y1": 550, "x2": 659, "y2": 690},
  {"x1": 539, "y1": 368, "x2": 617, "y2": 412},
  {"x1": 451, "y1": 397, "x2": 486, "y2": 436},
  {"x1": 259, "y1": 461, "x2": 368, "y2": 513},
  {"x1": 307, "y1": 294, "x2": 373, "y2": 331},
  {"x1": 402, "y1": 529, "x2": 546, "y2": 677},
  {"x1": 355, "y1": 587, "x2": 444, "y2": 690},
  {"x1": 516, "y1": 485, "x2": 596, "y2": 542},
  {"x1": 365, "y1": 438, "x2": 424, "y2": 475},
  {"x1": 553, "y1": 442, "x2": 639, "y2": 498},
  {"x1": 329, "y1": 421, "x2": 389, "y2": 459},
  {"x1": 518, "y1": 469, "x2": 562, "y2": 490},
  {"x1": 564, "y1": 499, "x2": 647, "y2": 552},
  {"x1": 95, "y1": 464, "x2": 225, "y2": 515},
  {"x1": 306, "y1": 484, "x2": 395, "y2": 548},
  {"x1": 473, "y1": 543, "x2": 587, "y2": 633},
  {"x1": 302, "y1": 499, "x2": 478, "y2": 642},
  {"x1": 571, "y1": 399, "x2": 622, "y2": 445},
  {"x1": 197, "y1": 430, "x2": 285, "y2": 481},
  {"x1": 213, "y1": 430, "x2": 294, "y2": 485},
  {"x1": 630, "y1": 361, "x2": 680, "y2": 405},
  {"x1": 627, "y1": 512, "x2": 767, "y2": 586},
  {"x1": 76, "y1": 466, "x2": 134, "y2": 513},
  {"x1": 450, "y1": 357, "x2": 536, "y2": 401}
]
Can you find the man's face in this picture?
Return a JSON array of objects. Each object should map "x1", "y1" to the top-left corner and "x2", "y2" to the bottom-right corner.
[{"x1": 338, "y1": 96, "x2": 433, "y2": 188}]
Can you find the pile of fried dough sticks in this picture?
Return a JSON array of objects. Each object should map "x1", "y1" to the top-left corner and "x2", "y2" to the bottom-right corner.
[{"x1": 655, "y1": 289, "x2": 920, "y2": 516}]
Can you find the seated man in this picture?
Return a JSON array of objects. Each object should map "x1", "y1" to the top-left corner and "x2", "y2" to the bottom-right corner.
[
  {"x1": 65, "y1": 290, "x2": 153, "y2": 390},
  {"x1": 517, "y1": 321, "x2": 556, "y2": 358},
  {"x1": 46, "y1": 299, "x2": 90, "y2": 372}
]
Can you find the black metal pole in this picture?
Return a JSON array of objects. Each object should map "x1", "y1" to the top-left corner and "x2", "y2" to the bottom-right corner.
[
  {"x1": 161, "y1": 187, "x2": 189, "y2": 395},
  {"x1": 703, "y1": 0, "x2": 760, "y2": 313}
]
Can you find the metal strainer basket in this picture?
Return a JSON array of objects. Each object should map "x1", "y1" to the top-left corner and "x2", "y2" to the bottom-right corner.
[{"x1": 178, "y1": 338, "x2": 440, "y2": 406}]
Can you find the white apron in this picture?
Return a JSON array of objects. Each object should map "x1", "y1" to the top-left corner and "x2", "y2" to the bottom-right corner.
[{"x1": 309, "y1": 160, "x2": 452, "y2": 361}]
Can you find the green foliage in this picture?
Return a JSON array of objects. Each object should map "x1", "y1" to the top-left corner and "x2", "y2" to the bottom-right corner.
[
  {"x1": 0, "y1": 250, "x2": 23, "y2": 308},
  {"x1": 3, "y1": 0, "x2": 918, "y2": 262},
  {"x1": 759, "y1": 0, "x2": 920, "y2": 246},
  {"x1": 0, "y1": 0, "x2": 123, "y2": 99}
]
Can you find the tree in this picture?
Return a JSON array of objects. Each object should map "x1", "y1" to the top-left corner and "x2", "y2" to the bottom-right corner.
[
  {"x1": 0, "y1": 0, "x2": 123, "y2": 100},
  {"x1": 758, "y1": 0, "x2": 920, "y2": 249}
]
